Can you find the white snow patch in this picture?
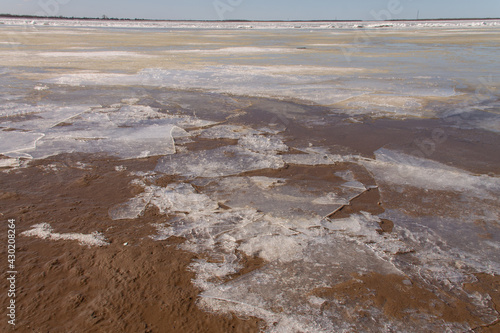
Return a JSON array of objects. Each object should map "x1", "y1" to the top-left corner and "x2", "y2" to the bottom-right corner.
[{"x1": 21, "y1": 223, "x2": 109, "y2": 247}]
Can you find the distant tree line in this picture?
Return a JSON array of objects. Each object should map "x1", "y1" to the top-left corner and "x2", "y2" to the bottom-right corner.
[
  {"x1": 0, "y1": 13, "x2": 498, "y2": 22},
  {"x1": 0, "y1": 13, "x2": 150, "y2": 21}
]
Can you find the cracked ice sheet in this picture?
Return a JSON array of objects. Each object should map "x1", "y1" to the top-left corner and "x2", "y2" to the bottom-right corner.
[
  {"x1": 360, "y1": 148, "x2": 500, "y2": 261},
  {"x1": 197, "y1": 236, "x2": 400, "y2": 333},
  {"x1": 155, "y1": 146, "x2": 285, "y2": 178},
  {"x1": 0, "y1": 103, "x2": 94, "y2": 158},
  {"x1": 100, "y1": 104, "x2": 216, "y2": 129},
  {"x1": 0, "y1": 131, "x2": 44, "y2": 158},
  {"x1": 1, "y1": 101, "x2": 216, "y2": 160},
  {"x1": 192, "y1": 124, "x2": 289, "y2": 154},
  {"x1": 153, "y1": 208, "x2": 400, "y2": 332},
  {"x1": 141, "y1": 178, "x2": 405, "y2": 332},
  {"x1": 379, "y1": 209, "x2": 500, "y2": 280},
  {"x1": 0, "y1": 103, "x2": 93, "y2": 131},
  {"x1": 361, "y1": 148, "x2": 500, "y2": 198},
  {"x1": 195, "y1": 176, "x2": 366, "y2": 224},
  {"x1": 282, "y1": 147, "x2": 351, "y2": 166},
  {"x1": 29, "y1": 124, "x2": 186, "y2": 160},
  {"x1": 140, "y1": 159, "x2": 497, "y2": 330},
  {"x1": 152, "y1": 205, "x2": 497, "y2": 331},
  {"x1": 353, "y1": 148, "x2": 500, "y2": 320}
]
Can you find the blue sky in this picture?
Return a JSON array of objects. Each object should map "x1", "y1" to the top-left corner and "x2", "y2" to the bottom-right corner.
[{"x1": 1, "y1": 0, "x2": 499, "y2": 20}]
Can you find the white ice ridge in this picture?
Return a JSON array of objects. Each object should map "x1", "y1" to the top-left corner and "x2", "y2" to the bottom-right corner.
[
  {"x1": 21, "y1": 223, "x2": 109, "y2": 247},
  {"x1": 361, "y1": 148, "x2": 500, "y2": 198},
  {"x1": 2, "y1": 18, "x2": 499, "y2": 29}
]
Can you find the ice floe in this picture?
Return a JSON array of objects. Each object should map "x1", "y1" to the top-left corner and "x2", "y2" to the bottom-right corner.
[
  {"x1": 155, "y1": 146, "x2": 285, "y2": 178},
  {"x1": 361, "y1": 148, "x2": 500, "y2": 198},
  {"x1": 196, "y1": 175, "x2": 366, "y2": 222},
  {"x1": 282, "y1": 147, "x2": 349, "y2": 166},
  {"x1": 1, "y1": 101, "x2": 215, "y2": 160},
  {"x1": 31, "y1": 124, "x2": 185, "y2": 159}
]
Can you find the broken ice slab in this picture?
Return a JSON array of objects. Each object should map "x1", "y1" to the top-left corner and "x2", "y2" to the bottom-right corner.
[
  {"x1": 238, "y1": 134, "x2": 288, "y2": 154},
  {"x1": 319, "y1": 212, "x2": 411, "y2": 257},
  {"x1": 321, "y1": 212, "x2": 380, "y2": 233},
  {"x1": 192, "y1": 124, "x2": 262, "y2": 139},
  {"x1": 0, "y1": 131, "x2": 44, "y2": 157},
  {"x1": 152, "y1": 207, "x2": 304, "y2": 253},
  {"x1": 29, "y1": 124, "x2": 187, "y2": 160},
  {"x1": 192, "y1": 124, "x2": 289, "y2": 154},
  {"x1": 379, "y1": 209, "x2": 500, "y2": 279},
  {"x1": 0, "y1": 103, "x2": 93, "y2": 131},
  {"x1": 282, "y1": 147, "x2": 349, "y2": 166},
  {"x1": 0, "y1": 100, "x2": 218, "y2": 161},
  {"x1": 361, "y1": 148, "x2": 500, "y2": 197},
  {"x1": 155, "y1": 146, "x2": 285, "y2": 178},
  {"x1": 109, "y1": 182, "x2": 218, "y2": 220},
  {"x1": 150, "y1": 183, "x2": 219, "y2": 214},
  {"x1": 21, "y1": 223, "x2": 109, "y2": 247},
  {"x1": 198, "y1": 176, "x2": 365, "y2": 223},
  {"x1": 0, "y1": 157, "x2": 19, "y2": 168},
  {"x1": 197, "y1": 234, "x2": 401, "y2": 333},
  {"x1": 108, "y1": 192, "x2": 153, "y2": 220},
  {"x1": 104, "y1": 104, "x2": 216, "y2": 129}
]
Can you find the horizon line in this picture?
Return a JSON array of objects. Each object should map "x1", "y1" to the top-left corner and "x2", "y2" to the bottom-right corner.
[{"x1": 1, "y1": 13, "x2": 500, "y2": 23}]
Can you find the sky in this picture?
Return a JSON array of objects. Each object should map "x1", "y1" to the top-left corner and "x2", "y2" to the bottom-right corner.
[{"x1": 1, "y1": 0, "x2": 499, "y2": 21}]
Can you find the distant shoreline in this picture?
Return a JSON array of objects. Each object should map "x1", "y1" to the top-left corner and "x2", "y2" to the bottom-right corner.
[{"x1": 1, "y1": 14, "x2": 499, "y2": 23}]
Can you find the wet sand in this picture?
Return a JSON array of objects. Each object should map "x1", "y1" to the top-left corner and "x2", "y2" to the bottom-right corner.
[{"x1": 0, "y1": 153, "x2": 263, "y2": 332}]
